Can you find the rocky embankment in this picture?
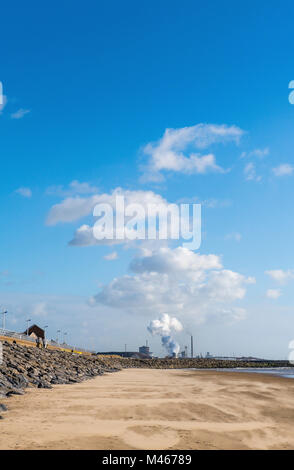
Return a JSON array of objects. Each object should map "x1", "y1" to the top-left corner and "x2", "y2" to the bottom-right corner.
[
  {"x1": 0, "y1": 341, "x2": 123, "y2": 417},
  {"x1": 1, "y1": 341, "x2": 292, "y2": 419}
]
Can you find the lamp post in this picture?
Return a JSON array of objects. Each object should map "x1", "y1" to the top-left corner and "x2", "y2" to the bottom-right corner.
[
  {"x1": 43, "y1": 325, "x2": 48, "y2": 340},
  {"x1": 26, "y1": 319, "x2": 31, "y2": 336},
  {"x1": 0, "y1": 310, "x2": 7, "y2": 330},
  {"x1": 41, "y1": 325, "x2": 48, "y2": 349}
]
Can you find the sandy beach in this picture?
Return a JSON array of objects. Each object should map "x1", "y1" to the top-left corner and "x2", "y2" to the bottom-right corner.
[{"x1": 1, "y1": 368, "x2": 294, "y2": 450}]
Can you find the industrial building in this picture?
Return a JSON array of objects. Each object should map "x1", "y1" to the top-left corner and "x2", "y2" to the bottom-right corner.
[
  {"x1": 97, "y1": 344, "x2": 152, "y2": 359},
  {"x1": 139, "y1": 342, "x2": 152, "y2": 357}
]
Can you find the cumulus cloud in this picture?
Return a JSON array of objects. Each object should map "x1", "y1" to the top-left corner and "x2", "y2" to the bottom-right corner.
[
  {"x1": 244, "y1": 162, "x2": 262, "y2": 182},
  {"x1": 69, "y1": 224, "x2": 140, "y2": 247},
  {"x1": 272, "y1": 164, "x2": 294, "y2": 177},
  {"x1": 69, "y1": 224, "x2": 115, "y2": 246},
  {"x1": 140, "y1": 123, "x2": 244, "y2": 182},
  {"x1": 46, "y1": 195, "x2": 100, "y2": 225},
  {"x1": 265, "y1": 269, "x2": 294, "y2": 284},
  {"x1": 266, "y1": 289, "x2": 282, "y2": 299},
  {"x1": 46, "y1": 188, "x2": 168, "y2": 226},
  {"x1": 130, "y1": 247, "x2": 221, "y2": 280},
  {"x1": 241, "y1": 148, "x2": 269, "y2": 159},
  {"x1": 15, "y1": 187, "x2": 32, "y2": 198},
  {"x1": 49, "y1": 188, "x2": 186, "y2": 249},
  {"x1": 46, "y1": 180, "x2": 99, "y2": 197},
  {"x1": 93, "y1": 246, "x2": 254, "y2": 323},
  {"x1": 11, "y1": 108, "x2": 30, "y2": 119}
]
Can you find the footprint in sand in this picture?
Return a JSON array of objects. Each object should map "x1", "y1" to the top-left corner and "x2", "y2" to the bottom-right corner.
[{"x1": 122, "y1": 425, "x2": 179, "y2": 450}]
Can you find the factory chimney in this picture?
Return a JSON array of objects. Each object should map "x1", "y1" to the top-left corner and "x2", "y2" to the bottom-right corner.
[{"x1": 191, "y1": 335, "x2": 194, "y2": 358}]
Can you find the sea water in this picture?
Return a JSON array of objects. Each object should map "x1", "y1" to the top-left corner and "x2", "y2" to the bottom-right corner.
[{"x1": 194, "y1": 367, "x2": 294, "y2": 379}]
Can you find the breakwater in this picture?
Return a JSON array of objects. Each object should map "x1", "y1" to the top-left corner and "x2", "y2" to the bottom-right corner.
[{"x1": 119, "y1": 357, "x2": 291, "y2": 369}]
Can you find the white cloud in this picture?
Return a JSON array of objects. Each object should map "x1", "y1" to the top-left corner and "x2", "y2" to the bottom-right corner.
[
  {"x1": 265, "y1": 269, "x2": 294, "y2": 284},
  {"x1": 46, "y1": 195, "x2": 100, "y2": 225},
  {"x1": 266, "y1": 289, "x2": 282, "y2": 299},
  {"x1": 244, "y1": 162, "x2": 262, "y2": 182},
  {"x1": 93, "y1": 246, "x2": 254, "y2": 323},
  {"x1": 11, "y1": 108, "x2": 30, "y2": 119},
  {"x1": 46, "y1": 188, "x2": 169, "y2": 226},
  {"x1": 225, "y1": 232, "x2": 242, "y2": 242},
  {"x1": 69, "y1": 224, "x2": 112, "y2": 246},
  {"x1": 104, "y1": 251, "x2": 118, "y2": 261},
  {"x1": 15, "y1": 187, "x2": 32, "y2": 198},
  {"x1": 48, "y1": 188, "x2": 180, "y2": 250},
  {"x1": 65, "y1": 188, "x2": 202, "y2": 249},
  {"x1": 141, "y1": 123, "x2": 244, "y2": 181},
  {"x1": 69, "y1": 224, "x2": 139, "y2": 247},
  {"x1": 130, "y1": 247, "x2": 221, "y2": 280},
  {"x1": 241, "y1": 148, "x2": 269, "y2": 159},
  {"x1": 272, "y1": 164, "x2": 294, "y2": 177},
  {"x1": 46, "y1": 180, "x2": 99, "y2": 197}
]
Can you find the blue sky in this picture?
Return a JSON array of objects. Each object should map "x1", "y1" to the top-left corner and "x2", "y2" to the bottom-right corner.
[{"x1": 1, "y1": 0, "x2": 294, "y2": 357}]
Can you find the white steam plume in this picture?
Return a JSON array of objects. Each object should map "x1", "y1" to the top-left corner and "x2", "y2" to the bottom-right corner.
[{"x1": 147, "y1": 313, "x2": 183, "y2": 356}]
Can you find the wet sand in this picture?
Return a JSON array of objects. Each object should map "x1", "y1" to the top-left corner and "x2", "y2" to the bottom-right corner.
[{"x1": 1, "y1": 368, "x2": 294, "y2": 450}]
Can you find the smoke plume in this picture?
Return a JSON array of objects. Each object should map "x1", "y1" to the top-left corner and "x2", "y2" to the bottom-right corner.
[{"x1": 147, "y1": 313, "x2": 183, "y2": 356}]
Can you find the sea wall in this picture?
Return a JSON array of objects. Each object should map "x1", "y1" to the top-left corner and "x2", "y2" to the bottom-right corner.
[{"x1": 0, "y1": 341, "x2": 122, "y2": 400}]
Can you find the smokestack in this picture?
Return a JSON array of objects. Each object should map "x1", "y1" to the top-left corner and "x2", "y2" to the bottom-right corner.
[{"x1": 191, "y1": 335, "x2": 194, "y2": 358}]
